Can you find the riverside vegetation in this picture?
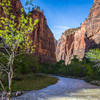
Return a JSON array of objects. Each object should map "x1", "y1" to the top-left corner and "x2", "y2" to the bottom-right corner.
[
  {"x1": 0, "y1": 48, "x2": 100, "y2": 96},
  {"x1": 0, "y1": 0, "x2": 100, "y2": 99},
  {"x1": 39, "y1": 49, "x2": 100, "y2": 84},
  {"x1": 0, "y1": 53, "x2": 58, "y2": 93},
  {"x1": 0, "y1": 0, "x2": 57, "y2": 99}
]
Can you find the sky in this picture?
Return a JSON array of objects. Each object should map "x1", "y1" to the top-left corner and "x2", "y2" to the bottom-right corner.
[{"x1": 21, "y1": 0, "x2": 93, "y2": 40}]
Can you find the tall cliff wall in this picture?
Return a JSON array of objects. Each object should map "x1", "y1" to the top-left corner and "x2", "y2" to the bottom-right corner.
[
  {"x1": 56, "y1": 0, "x2": 100, "y2": 64},
  {"x1": 56, "y1": 28, "x2": 85, "y2": 64},
  {"x1": 29, "y1": 10, "x2": 56, "y2": 63},
  {"x1": 0, "y1": 0, "x2": 56, "y2": 64}
]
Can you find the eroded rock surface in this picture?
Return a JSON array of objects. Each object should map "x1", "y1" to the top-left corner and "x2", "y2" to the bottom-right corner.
[
  {"x1": 29, "y1": 10, "x2": 56, "y2": 63},
  {"x1": 56, "y1": 0, "x2": 100, "y2": 64}
]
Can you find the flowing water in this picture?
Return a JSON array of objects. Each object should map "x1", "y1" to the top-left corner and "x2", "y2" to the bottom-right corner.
[{"x1": 12, "y1": 76, "x2": 100, "y2": 100}]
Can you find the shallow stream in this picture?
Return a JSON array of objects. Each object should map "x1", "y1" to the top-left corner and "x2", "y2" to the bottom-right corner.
[{"x1": 13, "y1": 76, "x2": 100, "y2": 100}]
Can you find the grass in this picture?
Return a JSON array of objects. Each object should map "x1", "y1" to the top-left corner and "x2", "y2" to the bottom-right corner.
[{"x1": 12, "y1": 73, "x2": 58, "y2": 91}]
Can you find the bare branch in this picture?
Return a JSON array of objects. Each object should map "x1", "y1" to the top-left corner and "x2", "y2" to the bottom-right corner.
[
  {"x1": 0, "y1": 80, "x2": 5, "y2": 91},
  {"x1": 1, "y1": 40, "x2": 11, "y2": 56},
  {"x1": 0, "y1": 63, "x2": 9, "y2": 74}
]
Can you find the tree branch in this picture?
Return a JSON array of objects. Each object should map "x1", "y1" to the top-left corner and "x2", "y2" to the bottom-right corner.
[
  {"x1": 0, "y1": 80, "x2": 5, "y2": 91},
  {"x1": 1, "y1": 39, "x2": 11, "y2": 56},
  {"x1": 0, "y1": 63, "x2": 9, "y2": 74}
]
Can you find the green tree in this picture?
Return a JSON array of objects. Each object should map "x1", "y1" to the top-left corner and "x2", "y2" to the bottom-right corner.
[
  {"x1": 0, "y1": 0, "x2": 38, "y2": 99},
  {"x1": 86, "y1": 49, "x2": 100, "y2": 71}
]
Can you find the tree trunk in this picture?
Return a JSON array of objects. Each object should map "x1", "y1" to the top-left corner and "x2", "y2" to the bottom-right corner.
[
  {"x1": 6, "y1": 92, "x2": 11, "y2": 100},
  {"x1": 7, "y1": 51, "x2": 15, "y2": 100}
]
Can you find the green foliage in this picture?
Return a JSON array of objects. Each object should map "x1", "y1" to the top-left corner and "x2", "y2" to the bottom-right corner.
[
  {"x1": 40, "y1": 55, "x2": 100, "y2": 80},
  {"x1": 0, "y1": 52, "x2": 8, "y2": 65},
  {"x1": 0, "y1": 0, "x2": 39, "y2": 96},
  {"x1": 39, "y1": 63, "x2": 53, "y2": 74},
  {"x1": 39, "y1": 60, "x2": 67, "y2": 75},
  {"x1": 86, "y1": 49, "x2": 100, "y2": 62},
  {"x1": 65, "y1": 56, "x2": 87, "y2": 77},
  {"x1": 54, "y1": 60, "x2": 66, "y2": 74},
  {"x1": 12, "y1": 73, "x2": 58, "y2": 91},
  {"x1": 0, "y1": 0, "x2": 39, "y2": 52},
  {"x1": 14, "y1": 54, "x2": 40, "y2": 74},
  {"x1": 86, "y1": 49, "x2": 100, "y2": 71}
]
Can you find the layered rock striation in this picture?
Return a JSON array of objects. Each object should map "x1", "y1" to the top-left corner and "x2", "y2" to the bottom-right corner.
[{"x1": 56, "y1": 0, "x2": 100, "y2": 64}]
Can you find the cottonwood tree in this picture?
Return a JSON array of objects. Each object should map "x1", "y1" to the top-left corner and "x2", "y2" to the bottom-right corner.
[
  {"x1": 0, "y1": 0, "x2": 38, "y2": 99},
  {"x1": 86, "y1": 49, "x2": 100, "y2": 71}
]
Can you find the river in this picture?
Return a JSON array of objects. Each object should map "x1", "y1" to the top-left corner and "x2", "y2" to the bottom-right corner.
[{"x1": 13, "y1": 76, "x2": 100, "y2": 100}]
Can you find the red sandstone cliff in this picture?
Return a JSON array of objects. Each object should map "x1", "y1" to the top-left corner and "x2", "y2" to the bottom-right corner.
[
  {"x1": 0, "y1": 0, "x2": 56, "y2": 64},
  {"x1": 29, "y1": 10, "x2": 56, "y2": 63},
  {"x1": 56, "y1": 0, "x2": 100, "y2": 64}
]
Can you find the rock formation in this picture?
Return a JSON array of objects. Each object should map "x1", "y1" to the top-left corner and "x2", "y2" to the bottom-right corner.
[
  {"x1": 82, "y1": 0, "x2": 100, "y2": 50},
  {"x1": 56, "y1": 28, "x2": 85, "y2": 64},
  {"x1": 0, "y1": 0, "x2": 56, "y2": 64},
  {"x1": 29, "y1": 10, "x2": 56, "y2": 63},
  {"x1": 56, "y1": 0, "x2": 100, "y2": 64}
]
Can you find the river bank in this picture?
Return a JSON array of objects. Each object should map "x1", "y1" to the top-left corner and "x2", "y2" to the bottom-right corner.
[{"x1": 12, "y1": 76, "x2": 100, "y2": 100}]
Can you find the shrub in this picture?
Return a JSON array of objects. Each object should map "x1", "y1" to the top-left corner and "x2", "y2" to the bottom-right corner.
[
  {"x1": 14, "y1": 53, "x2": 41, "y2": 74},
  {"x1": 39, "y1": 63, "x2": 54, "y2": 74},
  {"x1": 39, "y1": 55, "x2": 100, "y2": 80},
  {"x1": 40, "y1": 60, "x2": 67, "y2": 75},
  {"x1": 54, "y1": 60, "x2": 67, "y2": 74},
  {"x1": 86, "y1": 49, "x2": 100, "y2": 71},
  {"x1": 66, "y1": 56, "x2": 87, "y2": 77},
  {"x1": 0, "y1": 52, "x2": 8, "y2": 66}
]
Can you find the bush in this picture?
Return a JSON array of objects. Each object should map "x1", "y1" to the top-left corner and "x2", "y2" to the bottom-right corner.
[
  {"x1": 40, "y1": 60, "x2": 67, "y2": 75},
  {"x1": 54, "y1": 60, "x2": 67, "y2": 74},
  {"x1": 67, "y1": 56, "x2": 100, "y2": 80},
  {"x1": 14, "y1": 53, "x2": 41, "y2": 74},
  {"x1": 66, "y1": 56, "x2": 87, "y2": 77},
  {"x1": 39, "y1": 63, "x2": 54, "y2": 74},
  {"x1": 31, "y1": 54, "x2": 100, "y2": 81},
  {"x1": 0, "y1": 51, "x2": 8, "y2": 66}
]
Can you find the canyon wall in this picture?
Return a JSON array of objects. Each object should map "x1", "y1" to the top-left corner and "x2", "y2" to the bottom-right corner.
[
  {"x1": 56, "y1": 0, "x2": 100, "y2": 64},
  {"x1": 56, "y1": 28, "x2": 85, "y2": 64},
  {"x1": 0, "y1": 0, "x2": 56, "y2": 64},
  {"x1": 29, "y1": 10, "x2": 56, "y2": 63}
]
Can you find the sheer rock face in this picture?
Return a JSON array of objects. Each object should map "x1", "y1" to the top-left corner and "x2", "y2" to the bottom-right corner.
[
  {"x1": 29, "y1": 10, "x2": 56, "y2": 63},
  {"x1": 56, "y1": 0, "x2": 100, "y2": 64},
  {"x1": 94, "y1": 0, "x2": 100, "y2": 3},
  {"x1": 82, "y1": 0, "x2": 100, "y2": 49},
  {"x1": 0, "y1": 0, "x2": 56, "y2": 64},
  {"x1": 56, "y1": 28, "x2": 85, "y2": 64}
]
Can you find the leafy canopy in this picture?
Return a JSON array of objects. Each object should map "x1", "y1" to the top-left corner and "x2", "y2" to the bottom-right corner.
[
  {"x1": 86, "y1": 49, "x2": 100, "y2": 71},
  {"x1": 86, "y1": 49, "x2": 100, "y2": 62},
  {"x1": 0, "y1": 0, "x2": 39, "y2": 52}
]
